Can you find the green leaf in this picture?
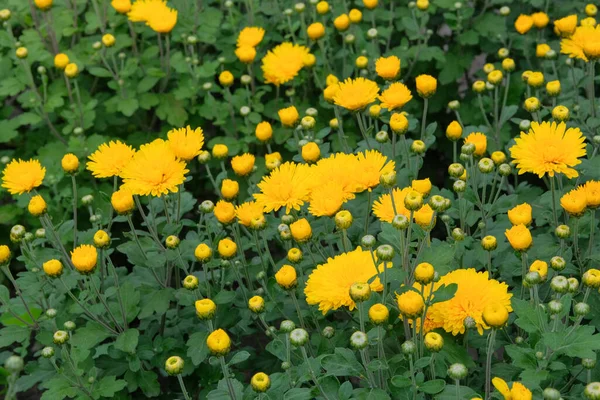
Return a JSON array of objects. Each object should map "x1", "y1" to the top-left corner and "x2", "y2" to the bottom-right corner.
[
  {"x1": 117, "y1": 98, "x2": 139, "y2": 117},
  {"x1": 391, "y1": 375, "x2": 412, "y2": 388},
  {"x1": 505, "y1": 345, "x2": 537, "y2": 370},
  {"x1": 70, "y1": 322, "x2": 111, "y2": 350},
  {"x1": 0, "y1": 306, "x2": 42, "y2": 327},
  {"x1": 284, "y1": 388, "x2": 313, "y2": 400},
  {"x1": 0, "y1": 326, "x2": 32, "y2": 348},
  {"x1": 513, "y1": 298, "x2": 547, "y2": 334},
  {"x1": 431, "y1": 284, "x2": 457, "y2": 304},
  {"x1": 88, "y1": 67, "x2": 114, "y2": 78},
  {"x1": 187, "y1": 331, "x2": 210, "y2": 365},
  {"x1": 94, "y1": 375, "x2": 127, "y2": 397},
  {"x1": 137, "y1": 76, "x2": 161, "y2": 93},
  {"x1": 321, "y1": 347, "x2": 365, "y2": 377},
  {"x1": 228, "y1": 350, "x2": 250, "y2": 365},
  {"x1": 114, "y1": 329, "x2": 139, "y2": 354},
  {"x1": 543, "y1": 325, "x2": 600, "y2": 358},
  {"x1": 41, "y1": 376, "x2": 78, "y2": 399},
  {"x1": 213, "y1": 290, "x2": 236, "y2": 304},
  {"x1": 139, "y1": 288, "x2": 172, "y2": 319},
  {"x1": 419, "y1": 379, "x2": 445, "y2": 394}
]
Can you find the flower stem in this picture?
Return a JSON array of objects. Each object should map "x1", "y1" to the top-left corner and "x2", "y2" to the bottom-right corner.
[
  {"x1": 589, "y1": 209, "x2": 596, "y2": 257},
  {"x1": 301, "y1": 346, "x2": 331, "y2": 399},
  {"x1": 420, "y1": 98, "x2": 428, "y2": 140},
  {"x1": 176, "y1": 375, "x2": 192, "y2": 400},
  {"x1": 550, "y1": 175, "x2": 559, "y2": 228},
  {"x1": 484, "y1": 329, "x2": 497, "y2": 400},
  {"x1": 290, "y1": 290, "x2": 306, "y2": 330},
  {"x1": 219, "y1": 356, "x2": 238, "y2": 400}
]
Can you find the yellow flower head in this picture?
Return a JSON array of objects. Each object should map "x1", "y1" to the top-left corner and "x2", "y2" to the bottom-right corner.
[
  {"x1": 54, "y1": 53, "x2": 69, "y2": 69},
  {"x1": 375, "y1": 56, "x2": 401, "y2": 80},
  {"x1": 278, "y1": 106, "x2": 300, "y2": 127},
  {"x1": 265, "y1": 152, "x2": 282, "y2": 170},
  {"x1": 378, "y1": 82, "x2": 412, "y2": 111},
  {"x1": 309, "y1": 153, "x2": 361, "y2": 200},
  {"x1": 261, "y1": 42, "x2": 310, "y2": 86},
  {"x1": 34, "y1": 0, "x2": 52, "y2": 10},
  {"x1": 219, "y1": 71, "x2": 234, "y2": 87},
  {"x1": 167, "y1": 126, "x2": 204, "y2": 161},
  {"x1": 111, "y1": 188, "x2": 135, "y2": 214},
  {"x1": 529, "y1": 260, "x2": 548, "y2": 281},
  {"x1": 414, "y1": 204, "x2": 435, "y2": 229},
  {"x1": 334, "y1": 13, "x2": 350, "y2": 31},
  {"x1": 323, "y1": 84, "x2": 341, "y2": 103},
  {"x1": 251, "y1": 372, "x2": 271, "y2": 393},
  {"x1": 235, "y1": 201, "x2": 264, "y2": 227},
  {"x1": 305, "y1": 247, "x2": 387, "y2": 314},
  {"x1": 43, "y1": 259, "x2": 63, "y2": 278},
  {"x1": 333, "y1": 77, "x2": 380, "y2": 111},
  {"x1": 1, "y1": 159, "x2": 45, "y2": 195},
  {"x1": 87, "y1": 140, "x2": 136, "y2": 179},
  {"x1": 61, "y1": 153, "x2": 79, "y2": 174},
  {"x1": 275, "y1": 264, "x2": 297, "y2": 289},
  {"x1": 482, "y1": 303, "x2": 509, "y2": 328},
  {"x1": 255, "y1": 121, "x2": 273, "y2": 142},
  {"x1": 220, "y1": 179, "x2": 239, "y2": 200},
  {"x1": 28, "y1": 195, "x2": 47, "y2": 217},
  {"x1": 509, "y1": 121, "x2": 586, "y2": 179},
  {"x1": 194, "y1": 243, "x2": 212, "y2": 262},
  {"x1": 120, "y1": 139, "x2": 188, "y2": 196},
  {"x1": 508, "y1": 203, "x2": 532, "y2": 226},
  {"x1": 212, "y1": 144, "x2": 229, "y2": 159},
  {"x1": 147, "y1": 3, "x2": 178, "y2": 33},
  {"x1": 554, "y1": 15, "x2": 578, "y2": 37},
  {"x1": 254, "y1": 162, "x2": 313, "y2": 213},
  {"x1": 214, "y1": 200, "x2": 236, "y2": 224},
  {"x1": 561, "y1": 186, "x2": 587, "y2": 217},
  {"x1": 71, "y1": 244, "x2": 98, "y2": 274},
  {"x1": 464, "y1": 132, "x2": 487, "y2": 156},
  {"x1": 505, "y1": 224, "x2": 533, "y2": 251},
  {"x1": 195, "y1": 298, "x2": 216, "y2": 319},
  {"x1": 206, "y1": 328, "x2": 231, "y2": 355},
  {"x1": 396, "y1": 290, "x2": 424, "y2": 318},
  {"x1": 415, "y1": 74, "x2": 437, "y2": 98},
  {"x1": 111, "y1": 0, "x2": 132, "y2": 14},
  {"x1": 412, "y1": 178, "x2": 432, "y2": 196},
  {"x1": 372, "y1": 187, "x2": 412, "y2": 222},
  {"x1": 0, "y1": 245, "x2": 10, "y2": 265},
  {"x1": 532, "y1": 11, "x2": 549, "y2": 28},
  {"x1": 217, "y1": 238, "x2": 237, "y2": 259},
  {"x1": 290, "y1": 218, "x2": 312, "y2": 242},
  {"x1": 536, "y1": 43, "x2": 551, "y2": 58},
  {"x1": 417, "y1": 269, "x2": 513, "y2": 335},
  {"x1": 363, "y1": 0, "x2": 378, "y2": 9},
  {"x1": 235, "y1": 46, "x2": 256, "y2": 63},
  {"x1": 390, "y1": 113, "x2": 409, "y2": 134},
  {"x1": 515, "y1": 14, "x2": 533, "y2": 34},
  {"x1": 424, "y1": 332, "x2": 443, "y2": 351},
  {"x1": 368, "y1": 303, "x2": 389, "y2": 324},
  {"x1": 231, "y1": 153, "x2": 255, "y2": 176},
  {"x1": 561, "y1": 25, "x2": 600, "y2": 61},
  {"x1": 237, "y1": 27, "x2": 265, "y2": 47},
  {"x1": 307, "y1": 22, "x2": 325, "y2": 40},
  {"x1": 302, "y1": 142, "x2": 320, "y2": 163},
  {"x1": 492, "y1": 378, "x2": 532, "y2": 400},
  {"x1": 584, "y1": 180, "x2": 600, "y2": 208},
  {"x1": 349, "y1": 8, "x2": 362, "y2": 23},
  {"x1": 316, "y1": 1, "x2": 330, "y2": 14}
]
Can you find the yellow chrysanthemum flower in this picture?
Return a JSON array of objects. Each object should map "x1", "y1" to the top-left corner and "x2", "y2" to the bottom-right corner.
[
  {"x1": 375, "y1": 55, "x2": 401, "y2": 80},
  {"x1": 87, "y1": 140, "x2": 136, "y2": 179},
  {"x1": 464, "y1": 132, "x2": 487, "y2": 156},
  {"x1": 237, "y1": 26, "x2": 265, "y2": 48},
  {"x1": 308, "y1": 182, "x2": 348, "y2": 217},
  {"x1": 261, "y1": 42, "x2": 310, "y2": 86},
  {"x1": 372, "y1": 187, "x2": 412, "y2": 222},
  {"x1": 554, "y1": 15, "x2": 577, "y2": 37},
  {"x1": 584, "y1": 180, "x2": 600, "y2": 208},
  {"x1": 333, "y1": 77, "x2": 380, "y2": 111},
  {"x1": 167, "y1": 126, "x2": 204, "y2": 161},
  {"x1": 254, "y1": 162, "x2": 313, "y2": 213},
  {"x1": 515, "y1": 14, "x2": 533, "y2": 34},
  {"x1": 71, "y1": 244, "x2": 98, "y2": 274},
  {"x1": 561, "y1": 186, "x2": 587, "y2": 217},
  {"x1": 235, "y1": 201, "x2": 264, "y2": 227},
  {"x1": 378, "y1": 82, "x2": 413, "y2": 111},
  {"x1": 231, "y1": 153, "x2": 255, "y2": 176},
  {"x1": 120, "y1": 139, "x2": 188, "y2": 196},
  {"x1": 146, "y1": 5, "x2": 177, "y2": 33},
  {"x1": 492, "y1": 377, "x2": 532, "y2": 400},
  {"x1": 560, "y1": 25, "x2": 600, "y2": 61},
  {"x1": 305, "y1": 247, "x2": 388, "y2": 314},
  {"x1": 354, "y1": 150, "x2": 395, "y2": 192},
  {"x1": 1, "y1": 159, "x2": 46, "y2": 195},
  {"x1": 417, "y1": 269, "x2": 513, "y2": 335},
  {"x1": 309, "y1": 153, "x2": 361, "y2": 200},
  {"x1": 509, "y1": 121, "x2": 586, "y2": 178}
]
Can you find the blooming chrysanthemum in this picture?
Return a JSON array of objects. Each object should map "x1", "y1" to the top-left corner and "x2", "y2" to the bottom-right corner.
[
  {"x1": 231, "y1": 154, "x2": 255, "y2": 176},
  {"x1": 261, "y1": 43, "x2": 310, "y2": 86},
  {"x1": 554, "y1": 15, "x2": 577, "y2": 37},
  {"x1": 120, "y1": 139, "x2": 188, "y2": 196},
  {"x1": 492, "y1": 377, "x2": 532, "y2": 400},
  {"x1": 354, "y1": 150, "x2": 395, "y2": 192},
  {"x1": 375, "y1": 56, "x2": 401, "y2": 80},
  {"x1": 417, "y1": 269, "x2": 512, "y2": 336},
  {"x1": 378, "y1": 82, "x2": 413, "y2": 110},
  {"x1": 235, "y1": 201, "x2": 264, "y2": 226},
  {"x1": 464, "y1": 132, "x2": 487, "y2": 156},
  {"x1": 254, "y1": 162, "x2": 313, "y2": 213},
  {"x1": 560, "y1": 25, "x2": 600, "y2": 61},
  {"x1": 308, "y1": 182, "x2": 348, "y2": 217},
  {"x1": 87, "y1": 140, "x2": 136, "y2": 178},
  {"x1": 1, "y1": 159, "x2": 45, "y2": 195},
  {"x1": 71, "y1": 244, "x2": 98, "y2": 274},
  {"x1": 167, "y1": 126, "x2": 204, "y2": 161},
  {"x1": 146, "y1": 4, "x2": 177, "y2": 33},
  {"x1": 305, "y1": 247, "x2": 387, "y2": 314},
  {"x1": 333, "y1": 77, "x2": 380, "y2": 111},
  {"x1": 510, "y1": 121, "x2": 586, "y2": 178},
  {"x1": 237, "y1": 27, "x2": 265, "y2": 48},
  {"x1": 372, "y1": 187, "x2": 411, "y2": 222},
  {"x1": 310, "y1": 153, "x2": 361, "y2": 199},
  {"x1": 584, "y1": 180, "x2": 600, "y2": 208}
]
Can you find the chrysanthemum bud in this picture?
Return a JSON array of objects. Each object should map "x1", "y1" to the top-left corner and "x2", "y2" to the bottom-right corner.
[
  {"x1": 519, "y1": 120, "x2": 531, "y2": 131},
  {"x1": 361, "y1": 235, "x2": 376, "y2": 248},
  {"x1": 478, "y1": 157, "x2": 494, "y2": 173},
  {"x1": 404, "y1": 190, "x2": 423, "y2": 210},
  {"x1": 452, "y1": 227, "x2": 465, "y2": 241},
  {"x1": 195, "y1": 299, "x2": 216, "y2": 320},
  {"x1": 461, "y1": 142, "x2": 475, "y2": 156},
  {"x1": 583, "y1": 269, "x2": 600, "y2": 288},
  {"x1": 379, "y1": 171, "x2": 397, "y2": 188},
  {"x1": 550, "y1": 275, "x2": 568, "y2": 293},
  {"x1": 349, "y1": 282, "x2": 371, "y2": 302},
  {"x1": 321, "y1": 326, "x2": 335, "y2": 338},
  {"x1": 248, "y1": 295, "x2": 265, "y2": 313},
  {"x1": 375, "y1": 244, "x2": 394, "y2": 261},
  {"x1": 46, "y1": 308, "x2": 57, "y2": 318},
  {"x1": 280, "y1": 320, "x2": 296, "y2": 333},
  {"x1": 4, "y1": 355, "x2": 24, "y2": 373},
  {"x1": 547, "y1": 299, "x2": 563, "y2": 314},
  {"x1": 289, "y1": 328, "x2": 309, "y2": 346},
  {"x1": 41, "y1": 346, "x2": 55, "y2": 358},
  {"x1": 411, "y1": 140, "x2": 426, "y2": 154},
  {"x1": 568, "y1": 277, "x2": 579, "y2": 293},
  {"x1": 584, "y1": 382, "x2": 600, "y2": 400},
  {"x1": 165, "y1": 235, "x2": 180, "y2": 249},
  {"x1": 375, "y1": 130, "x2": 389, "y2": 143},
  {"x1": 287, "y1": 247, "x2": 303, "y2": 263},
  {"x1": 165, "y1": 356, "x2": 184, "y2": 375},
  {"x1": 53, "y1": 330, "x2": 69, "y2": 345},
  {"x1": 350, "y1": 331, "x2": 368, "y2": 349},
  {"x1": 183, "y1": 275, "x2": 199, "y2": 290},
  {"x1": 574, "y1": 302, "x2": 590, "y2": 317},
  {"x1": 583, "y1": 358, "x2": 597, "y2": 369},
  {"x1": 424, "y1": 332, "x2": 444, "y2": 352},
  {"x1": 542, "y1": 388, "x2": 560, "y2": 400},
  {"x1": 498, "y1": 163, "x2": 512, "y2": 176},
  {"x1": 481, "y1": 235, "x2": 497, "y2": 251},
  {"x1": 448, "y1": 163, "x2": 465, "y2": 178},
  {"x1": 524, "y1": 97, "x2": 541, "y2": 112},
  {"x1": 392, "y1": 214, "x2": 409, "y2": 230},
  {"x1": 525, "y1": 271, "x2": 541, "y2": 286},
  {"x1": 335, "y1": 210, "x2": 353, "y2": 229},
  {"x1": 447, "y1": 363, "x2": 468, "y2": 380}
]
